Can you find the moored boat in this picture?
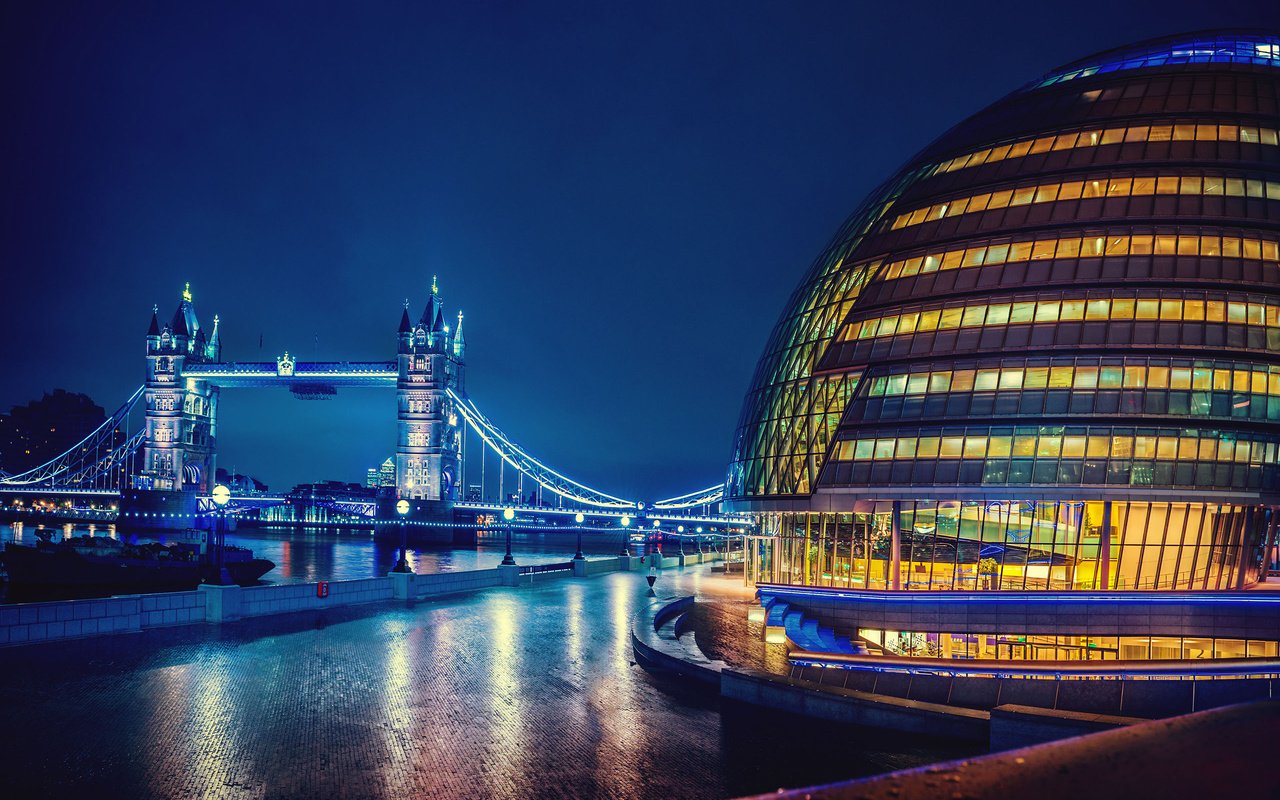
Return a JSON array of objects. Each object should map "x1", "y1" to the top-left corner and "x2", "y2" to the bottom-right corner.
[{"x1": 0, "y1": 533, "x2": 274, "y2": 599}]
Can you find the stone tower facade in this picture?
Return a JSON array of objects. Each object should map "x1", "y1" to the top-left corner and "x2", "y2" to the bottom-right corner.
[
  {"x1": 139, "y1": 283, "x2": 220, "y2": 494},
  {"x1": 393, "y1": 278, "x2": 466, "y2": 512}
]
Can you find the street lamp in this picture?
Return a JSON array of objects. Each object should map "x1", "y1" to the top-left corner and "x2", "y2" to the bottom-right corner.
[
  {"x1": 392, "y1": 499, "x2": 412, "y2": 573},
  {"x1": 501, "y1": 507, "x2": 516, "y2": 566},
  {"x1": 210, "y1": 484, "x2": 232, "y2": 585},
  {"x1": 619, "y1": 514, "x2": 631, "y2": 557},
  {"x1": 573, "y1": 511, "x2": 585, "y2": 561}
]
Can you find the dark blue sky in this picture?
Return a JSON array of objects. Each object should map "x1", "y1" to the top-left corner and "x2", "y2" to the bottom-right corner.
[{"x1": 2, "y1": 2, "x2": 1275, "y2": 498}]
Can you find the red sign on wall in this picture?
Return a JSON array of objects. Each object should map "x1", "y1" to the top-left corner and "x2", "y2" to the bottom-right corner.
[{"x1": 317, "y1": 582, "x2": 329, "y2": 598}]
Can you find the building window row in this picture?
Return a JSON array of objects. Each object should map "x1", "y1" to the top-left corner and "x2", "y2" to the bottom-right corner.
[
  {"x1": 860, "y1": 387, "x2": 1280, "y2": 425},
  {"x1": 867, "y1": 361, "x2": 1280, "y2": 398},
  {"x1": 875, "y1": 231, "x2": 1279, "y2": 282},
  {"x1": 889, "y1": 172, "x2": 1280, "y2": 231},
  {"x1": 833, "y1": 428, "x2": 1277, "y2": 467},
  {"x1": 842, "y1": 294, "x2": 1280, "y2": 342},
  {"x1": 827, "y1": 454, "x2": 1274, "y2": 492},
  {"x1": 860, "y1": 629, "x2": 1279, "y2": 661},
  {"x1": 931, "y1": 121, "x2": 1280, "y2": 178}
]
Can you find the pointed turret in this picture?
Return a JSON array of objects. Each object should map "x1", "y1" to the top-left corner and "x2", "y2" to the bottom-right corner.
[
  {"x1": 420, "y1": 277, "x2": 440, "y2": 328},
  {"x1": 398, "y1": 300, "x2": 414, "y2": 354},
  {"x1": 453, "y1": 310, "x2": 466, "y2": 360},
  {"x1": 171, "y1": 301, "x2": 190, "y2": 338},
  {"x1": 146, "y1": 305, "x2": 162, "y2": 355},
  {"x1": 207, "y1": 315, "x2": 221, "y2": 361}
]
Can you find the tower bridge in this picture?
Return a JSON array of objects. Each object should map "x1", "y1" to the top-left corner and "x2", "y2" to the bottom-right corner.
[{"x1": 1, "y1": 281, "x2": 748, "y2": 543}]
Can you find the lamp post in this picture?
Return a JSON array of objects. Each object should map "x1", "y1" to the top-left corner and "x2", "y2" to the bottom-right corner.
[
  {"x1": 677, "y1": 525, "x2": 685, "y2": 555},
  {"x1": 502, "y1": 507, "x2": 516, "y2": 566},
  {"x1": 619, "y1": 514, "x2": 631, "y2": 556},
  {"x1": 392, "y1": 499, "x2": 412, "y2": 573},
  {"x1": 573, "y1": 512, "x2": 585, "y2": 561},
  {"x1": 210, "y1": 484, "x2": 231, "y2": 585}
]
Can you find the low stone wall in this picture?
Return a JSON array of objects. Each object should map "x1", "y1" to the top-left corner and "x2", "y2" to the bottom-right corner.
[
  {"x1": 647, "y1": 554, "x2": 681, "y2": 569},
  {"x1": 240, "y1": 578, "x2": 393, "y2": 618},
  {"x1": 413, "y1": 568, "x2": 503, "y2": 597},
  {"x1": 0, "y1": 553, "x2": 665, "y2": 646},
  {"x1": 0, "y1": 590, "x2": 206, "y2": 646},
  {"x1": 722, "y1": 668, "x2": 989, "y2": 742},
  {"x1": 738, "y1": 701, "x2": 1280, "y2": 800},
  {"x1": 988, "y1": 704, "x2": 1144, "y2": 752},
  {"x1": 583, "y1": 556, "x2": 629, "y2": 576}
]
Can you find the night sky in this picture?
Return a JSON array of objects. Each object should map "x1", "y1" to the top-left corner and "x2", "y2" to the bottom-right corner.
[{"x1": 2, "y1": 2, "x2": 1275, "y2": 499}]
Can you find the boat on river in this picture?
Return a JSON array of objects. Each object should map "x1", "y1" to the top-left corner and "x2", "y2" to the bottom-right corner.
[{"x1": 0, "y1": 532, "x2": 274, "y2": 598}]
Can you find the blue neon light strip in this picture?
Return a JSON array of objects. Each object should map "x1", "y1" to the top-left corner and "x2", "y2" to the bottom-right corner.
[
  {"x1": 759, "y1": 584, "x2": 1280, "y2": 604},
  {"x1": 788, "y1": 655, "x2": 1280, "y2": 680},
  {"x1": 1032, "y1": 33, "x2": 1280, "y2": 90}
]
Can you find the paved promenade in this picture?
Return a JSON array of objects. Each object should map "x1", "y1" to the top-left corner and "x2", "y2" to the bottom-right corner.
[{"x1": 0, "y1": 568, "x2": 969, "y2": 799}]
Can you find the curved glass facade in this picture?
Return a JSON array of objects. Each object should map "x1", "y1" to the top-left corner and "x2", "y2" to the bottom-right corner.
[{"x1": 726, "y1": 30, "x2": 1280, "y2": 591}]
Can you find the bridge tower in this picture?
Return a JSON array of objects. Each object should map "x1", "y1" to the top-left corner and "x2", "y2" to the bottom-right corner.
[
  {"x1": 122, "y1": 284, "x2": 221, "y2": 528},
  {"x1": 388, "y1": 277, "x2": 465, "y2": 526}
]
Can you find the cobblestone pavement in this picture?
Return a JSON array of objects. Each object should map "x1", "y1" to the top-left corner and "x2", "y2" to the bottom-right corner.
[{"x1": 0, "y1": 567, "x2": 973, "y2": 799}]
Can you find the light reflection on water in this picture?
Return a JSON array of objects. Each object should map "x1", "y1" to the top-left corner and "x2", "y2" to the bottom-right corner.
[{"x1": 0, "y1": 522, "x2": 619, "y2": 597}]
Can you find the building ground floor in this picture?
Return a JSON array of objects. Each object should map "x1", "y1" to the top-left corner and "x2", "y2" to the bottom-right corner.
[{"x1": 744, "y1": 499, "x2": 1278, "y2": 592}]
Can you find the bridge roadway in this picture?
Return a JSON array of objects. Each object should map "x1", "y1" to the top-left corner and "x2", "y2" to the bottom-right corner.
[{"x1": 0, "y1": 569, "x2": 966, "y2": 800}]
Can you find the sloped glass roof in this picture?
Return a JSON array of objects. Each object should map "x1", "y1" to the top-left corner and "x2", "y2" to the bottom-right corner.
[{"x1": 1029, "y1": 30, "x2": 1280, "y2": 90}]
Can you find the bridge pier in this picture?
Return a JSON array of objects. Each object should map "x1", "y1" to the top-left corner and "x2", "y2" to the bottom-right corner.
[
  {"x1": 374, "y1": 496, "x2": 473, "y2": 546},
  {"x1": 118, "y1": 488, "x2": 199, "y2": 533}
]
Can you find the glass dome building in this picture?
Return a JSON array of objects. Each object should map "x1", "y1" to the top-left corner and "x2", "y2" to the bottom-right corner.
[{"x1": 725, "y1": 30, "x2": 1280, "y2": 592}]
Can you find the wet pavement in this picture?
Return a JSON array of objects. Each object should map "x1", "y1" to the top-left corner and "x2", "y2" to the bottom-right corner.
[{"x1": 0, "y1": 566, "x2": 975, "y2": 799}]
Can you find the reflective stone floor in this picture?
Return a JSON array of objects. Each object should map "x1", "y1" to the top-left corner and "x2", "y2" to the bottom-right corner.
[{"x1": 0, "y1": 567, "x2": 974, "y2": 799}]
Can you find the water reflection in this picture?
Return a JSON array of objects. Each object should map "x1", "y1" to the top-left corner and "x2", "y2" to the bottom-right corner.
[
  {"x1": 486, "y1": 594, "x2": 525, "y2": 796},
  {"x1": 380, "y1": 618, "x2": 418, "y2": 791},
  {"x1": 0, "y1": 523, "x2": 599, "y2": 602}
]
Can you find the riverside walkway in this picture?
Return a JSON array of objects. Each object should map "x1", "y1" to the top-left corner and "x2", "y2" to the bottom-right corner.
[{"x1": 0, "y1": 567, "x2": 969, "y2": 799}]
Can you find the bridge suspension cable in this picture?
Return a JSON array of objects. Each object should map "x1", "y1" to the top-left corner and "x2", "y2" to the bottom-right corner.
[
  {"x1": 651, "y1": 484, "x2": 725, "y2": 510},
  {"x1": 0, "y1": 386, "x2": 145, "y2": 488},
  {"x1": 447, "y1": 389, "x2": 637, "y2": 509}
]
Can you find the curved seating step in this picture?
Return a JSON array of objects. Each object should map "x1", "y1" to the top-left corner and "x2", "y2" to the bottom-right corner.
[{"x1": 630, "y1": 595, "x2": 725, "y2": 688}]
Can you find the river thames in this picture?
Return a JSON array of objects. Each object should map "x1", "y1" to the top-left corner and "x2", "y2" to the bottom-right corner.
[{"x1": 0, "y1": 522, "x2": 636, "y2": 602}]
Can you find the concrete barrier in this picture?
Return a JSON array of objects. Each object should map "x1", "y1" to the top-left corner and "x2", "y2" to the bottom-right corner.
[
  {"x1": 0, "y1": 590, "x2": 206, "y2": 645},
  {"x1": 238, "y1": 578, "x2": 393, "y2": 619},
  {"x1": 720, "y1": 668, "x2": 989, "y2": 742},
  {"x1": 989, "y1": 704, "x2": 1143, "y2": 752},
  {"x1": 0, "y1": 553, "x2": 671, "y2": 647},
  {"x1": 736, "y1": 701, "x2": 1280, "y2": 800}
]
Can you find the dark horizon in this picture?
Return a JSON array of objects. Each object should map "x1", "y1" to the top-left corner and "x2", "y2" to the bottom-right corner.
[{"x1": 3, "y1": 2, "x2": 1276, "y2": 498}]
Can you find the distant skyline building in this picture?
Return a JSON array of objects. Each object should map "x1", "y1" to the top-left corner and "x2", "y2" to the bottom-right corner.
[
  {"x1": 726, "y1": 30, "x2": 1280, "y2": 593},
  {"x1": 0, "y1": 389, "x2": 108, "y2": 475},
  {"x1": 378, "y1": 458, "x2": 396, "y2": 488}
]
